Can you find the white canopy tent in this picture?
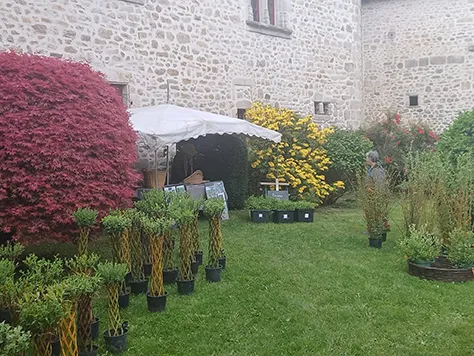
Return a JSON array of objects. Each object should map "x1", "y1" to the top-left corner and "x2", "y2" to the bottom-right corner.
[{"x1": 128, "y1": 104, "x2": 282, "y2": 185}]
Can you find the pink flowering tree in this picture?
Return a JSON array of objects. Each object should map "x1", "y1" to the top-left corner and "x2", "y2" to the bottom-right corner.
[{"x1": 0, "y1": 52, "x2": 139, "y2": 243}]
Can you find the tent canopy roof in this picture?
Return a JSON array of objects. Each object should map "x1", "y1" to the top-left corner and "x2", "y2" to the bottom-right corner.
[{"x1": 128, "y1": 104, "x2": 282, "y2": 146}]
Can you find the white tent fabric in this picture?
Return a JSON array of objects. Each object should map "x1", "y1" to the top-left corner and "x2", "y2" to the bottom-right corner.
[{"x1": 128, "y1": 104, "x2": 282, "y2": 145}]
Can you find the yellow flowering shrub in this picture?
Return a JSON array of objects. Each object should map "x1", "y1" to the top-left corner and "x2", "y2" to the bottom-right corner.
[{"x1": 246, "y1": 103, "x2": 344, "y2": 202}]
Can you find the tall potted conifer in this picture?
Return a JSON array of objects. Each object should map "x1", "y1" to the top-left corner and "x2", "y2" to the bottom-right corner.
[{"x1": 203, "y1": 198, "x2": 226, "y2": 282}]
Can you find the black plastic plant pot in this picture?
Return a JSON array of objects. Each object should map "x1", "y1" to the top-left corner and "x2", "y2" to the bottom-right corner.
[
  {"x1": 146, "y1": 292, "x2": 168, "y2": 312},
  {"x1": 143, "y1": 263, "x2": 152, "y2": 278},
  {"x1": 163, "y1": 269, "x2": 179, "y2": 284},
  {"x1": 52, "y1": 338, "x2": 60, "y2": 356},
  {"x1": 272, "y1": 210, "x2": 295, "y2": 223},
  {"x1": 130, "y1": 280, "x2": 148, "y2": 295},
  {"x1": 191, "y1": 261, "x2": 199, "y2": 275},
  {"x1": 296, "y1": 209, "x2": 315, "y2": 223},
  {"x1": 125, "y1": 271, "x2": 132, "y2": 286},
  {"x1": 368, "y1": 238, "x2": 383, "y2": 249},
  {"x1": 91, "y1": 317, "x2": 100, "y2": 340},
  {"x1": 250, "y1": 210, "x2": 272, "y2": 223},
  {"x1": 195, "y1": 251, "x2": 204, "y2": 265},
  {"x1": 103, "y1": 329, "x2": 128, "y2": 354},
  {"x1": 118, "y1": 291, "x2": 130, "y2": 309},
  {"x1": 205, "y1": 266, "x2": 222, "y2": 283},
  {"x1": 219, "y1": 256, "x2": 226, "y2": 269},
  {"x1": 176, "y1": 279, "x2": 195, "y2": 295},
  {"x1": 0, "y1": 308, "x2": 11, "y2": 324},
  {"x1": 78, "y1": 345, "x2": 98, "y2": 356}
]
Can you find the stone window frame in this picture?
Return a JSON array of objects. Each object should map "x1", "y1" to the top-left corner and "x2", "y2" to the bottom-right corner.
[
  {"x1": 118, "y1": 0, "x2": 145, "y2": 5},
  {"x1": 245, "y1": 0, "x2": 293, "y2": 39},
  {"x1": 408, "y1": 94, "x2": 420, "y2": 107},
  {"x1": 314, "y1": 101, "x2": 331, "y2": 116},
  {"x1": 110, "y1": 82, "x2": 131, "y2": 107}
]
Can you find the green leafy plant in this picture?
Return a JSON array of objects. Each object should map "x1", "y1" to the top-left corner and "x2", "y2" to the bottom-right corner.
[
  {"x1": 324, "y1": 128, "x2": 373, "y2": 204},
  {"x1": 398, "y1": 225, "x2": 441, "y2": 262},
  {"x1": 438, "y1": 108, "x2": 474, "y2": 165},
  {"x1": 203, "y1": 198, "x2": 226, "y2": 218},
  {"x1": 124, "y1": 209, "x2": 145, "y2": 283},
  {"x1": 66, "y1": 253, "x2": 100, "y2": 275},
  {"x1": 447, "y1": 229, "x2": 474, "y2": 268},
  {"x1": 0, "y1": 259, "x2": 15, "y2": 311},
  {"x1": 102, "y1": 215, "x2": 129, "y2": 264},
  {"x1": 246, "y1": 196, "x2": 275, "y2": 211},
  {"x1": 135, "y1": 190, "x2": 167, "y2": 218},
  {"x1": 73, "y1": 208, "x2": 98, "y2": 256},
  {"x1": 21, "y1": 254, "x2": 64, "y2": 289},
  {"x1": 292, "y1": 201, "x2": 316, "y2": 211},
  {"x1": 204, "y1": 199, "x2": 226, "y2": 269},
  {"x1": 97, "y1": 262, "x2": 128, "y2": 336},
  {"x1": 273, "y1": 199, "x2": 296, "y2": 211},
  {"x1": 0, "y1": 243, "x2": 24, "y2": 262},
  {"x1": 0, "y1": 322, "x2": 31, "y2": 356}
]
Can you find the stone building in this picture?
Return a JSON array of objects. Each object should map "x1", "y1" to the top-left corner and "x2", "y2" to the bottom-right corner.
[
  {"x1": 362, "y1": 0, "x2": 474, "y2": 131},
  {"x1": 0, "y1": 0, "x2": 363, "y2": 128},
  {"x1": 1, "y1": 0, "x2": 474, "y2": 130}
]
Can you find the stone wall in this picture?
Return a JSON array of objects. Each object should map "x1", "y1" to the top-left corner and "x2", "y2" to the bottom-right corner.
[
  {"x1": 362, "y1": 0, "x2": 474, "y2": 131},
  {"x1": 0, "y1": 0, "x2": 363, "y2": 128}
]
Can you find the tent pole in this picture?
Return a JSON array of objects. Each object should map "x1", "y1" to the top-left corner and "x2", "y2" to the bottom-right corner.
[
  {"x1": 154, "y1": 149, "x2": 158, "y2": 189},
  {"x1": 166, "y1": 145, "x2": 170, "y2": 185}
]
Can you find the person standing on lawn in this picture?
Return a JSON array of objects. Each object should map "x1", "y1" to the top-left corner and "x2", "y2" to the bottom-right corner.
[{"x1": 366, "y1": 150, "x2": 385, "y2": 184}]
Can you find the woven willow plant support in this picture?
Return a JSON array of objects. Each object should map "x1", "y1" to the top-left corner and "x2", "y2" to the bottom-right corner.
[
  {"x1": 130, "y1": 221, "x2": 145, "y2": 282},
  {"x1": 77, "y1": 295, "x2": 93, "y2": 353},
  {"x1": 106, "y1": 284, "x2": 122, "y2": 337},
  {"x1": 149, "y1": 235, "x2": 165, "y2": 296},
  {"x1": 163, "y1": 231, "x2": 175, "y2": 270},
  {"x1": 33, "y1": 331, "x2": 53, "y2": 356},
  {"x1": 191, "y1": 212, "x2": 200, "y2": 255},
  {"x1": 59, "y1": 301, "x2": 78, "y2": 356},
  {"x1": 179, "y1": 224, "x2": 193, "y2": 281},
  {"x1": 141, "y1": 229, "x2": 152, "y2": 266},
  {"x1": 120, "y1": 229, "x2": 131, "y2": 272},
  {"x1": 77, "y1": 227, "x2": 91, "y2": 256},
  {"x1": 209, "y1": 216, "x2": 222, "y2": 267}
]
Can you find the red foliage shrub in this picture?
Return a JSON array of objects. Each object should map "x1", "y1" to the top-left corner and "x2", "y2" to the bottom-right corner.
[{"x1": 0, "y1": 52, "x2": 139, "y2": 243}]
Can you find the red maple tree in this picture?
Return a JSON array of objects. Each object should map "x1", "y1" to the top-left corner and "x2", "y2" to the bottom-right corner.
[{"x1": 0, "y1": 51, "x2": 139, "y2": 243}]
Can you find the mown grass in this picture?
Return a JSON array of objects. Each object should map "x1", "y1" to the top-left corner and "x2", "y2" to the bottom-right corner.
[{"x1": 32, "y1": 205, "x2": 474, "y2": 355}]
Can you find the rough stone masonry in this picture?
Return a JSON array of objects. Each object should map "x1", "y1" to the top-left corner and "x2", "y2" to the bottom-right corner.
[{"x1": 1, "y1": 0, "x2": 473, "y2": 130}]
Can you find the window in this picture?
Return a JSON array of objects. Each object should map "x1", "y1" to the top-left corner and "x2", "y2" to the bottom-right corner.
[
  {"x1": 251, "y1": 0, "x2": 259, "y2": 22},
  {"x1": 409, "y1": 95, "x2": 419, "y2": 107},
  {"x1": 246, "y1": 0, "x2": 293, "y2": 38},
  {"x1": 251, "y1": 0, "x2": 276, "y2": 25},
  {"x1": 237, "y1": 109, "x2": 247, "y2": 120},
  {"x1": 268, "y1": 0, "x2": 276, "y2": 25},
  {"x1": 315, "y1": 101, "x2": 330, "y2": 115},
  {"x1": 110, "y1": 83, "x2": 131, "y2": 107}
]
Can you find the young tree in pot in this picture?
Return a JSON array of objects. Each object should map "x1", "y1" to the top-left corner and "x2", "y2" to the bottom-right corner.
[
  {"x1": 162, "y1": 229, "x2": 178, "y2": 284},
  {"x1": 204, "y1": 198, "x2": 226, "y2": 282},
  {"x1": 141, "y1": 216, "x2": 173, "y2": 312},
  {"x1": 19, "y1": 284, "x2": 65, "y2": 356},
  {"x1": 0, "y1": 259, "x2": 16, "y2": 324},
  {"x1": 246, "y1": 195, "x2": 273, "y2": 223},
  {"x1": 398, "y1": 224, "x2": 441, "y2": 267},
  {"x1": 124, "y1": 209, "x2": 147, "y2": 295},
  {"x1": 293, "y1": 201, "x2": 316, "y2": 223},
  {"x1": 191, "y1": 198, "x2": 205, "y2": 267},
  {"x1": 96, "y1": 262, "x2": 129, "y2": 354},
  {"x1": 0, "y1": 322, "x2": 31, "y2": 356},
  {"x1": 73, "y1": 208, "x2": 98, "y2": 256},
  {"x1": 169, "y1": 193, "x2": 196, "y2": 295},
  {"x1": 102, "y1": 214, "x2": 131, "y2": 308},
  {"x1": 135, "y1": 190, "x2": 168, "y2": 278}
]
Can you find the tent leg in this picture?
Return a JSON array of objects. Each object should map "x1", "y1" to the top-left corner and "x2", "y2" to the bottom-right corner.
[
  {"x1": 155, "y1": 149, "x2": 158, "y2": 189},
  {"x1": 166, "y1": 145, "x2": 170, "y2": 185}
]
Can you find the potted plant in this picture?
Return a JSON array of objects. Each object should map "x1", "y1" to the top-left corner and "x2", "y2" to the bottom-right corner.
[
  {"x1": 398, "y1": 224, "x2": 441, "y2": 266},
  {"x1": 66, "y1": 253, "x2": 101, "y2": 347},
  {"x1": 293, "y1": 201, "x2": 316, "y2": 223},
  {"x1": 19, "y1": 283, "x2": 65, "y2": 356},
  {"x1": 102, "y1": 214, "x2": 131, "y2": 308},
  {"x1": 447, "y1": 229, "x2": 474, "y2": 268},
  {"x1": 204, "y1": 198, "x2": 226, "y2": 282},
  {"x1": 142, "y1": 216, "x2": 173, "y2": 312},
  {"x1": 162, "y1": 229, "x2": 178, "y2": 284},
  {"x1": 0, "y1": 322, "x2": 30, "y2": 356},
  {"x1": 0, "y1": 260, "x2": 15, "y2": 325},
  {"x1": 169, "y1": 193, "x2": 196, "y2": 295},
  {"x1": 359, "y1": 174, "x2": 391, "y2": 248},
  {"x1": 191, "y1": 198, "x2": 204, "y2": 270},
  {"x1": 272, "y1": 199, "x2": 296, "y2": 224},
  {"x1": 73, "y1": 208, "x2": 98, "y2": 256},
  {"x1": 96, "y1": 262, "x2": 129, "y2": 354},
  {"x1": 125, "y1": 209, "x2": 147, "y2": 295},
  {"x1": 247, "y1": 195, "x2": 273, "y2": 223}
]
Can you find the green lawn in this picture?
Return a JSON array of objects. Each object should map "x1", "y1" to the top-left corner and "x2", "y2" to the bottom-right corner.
[{"x1": 43, "y1": 205, "x2": 474, "y2": 355}]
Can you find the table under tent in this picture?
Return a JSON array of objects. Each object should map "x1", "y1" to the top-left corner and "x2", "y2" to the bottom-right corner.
[{"x1": 128, "y1": 104, "x2": 282, "y2": 215}]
